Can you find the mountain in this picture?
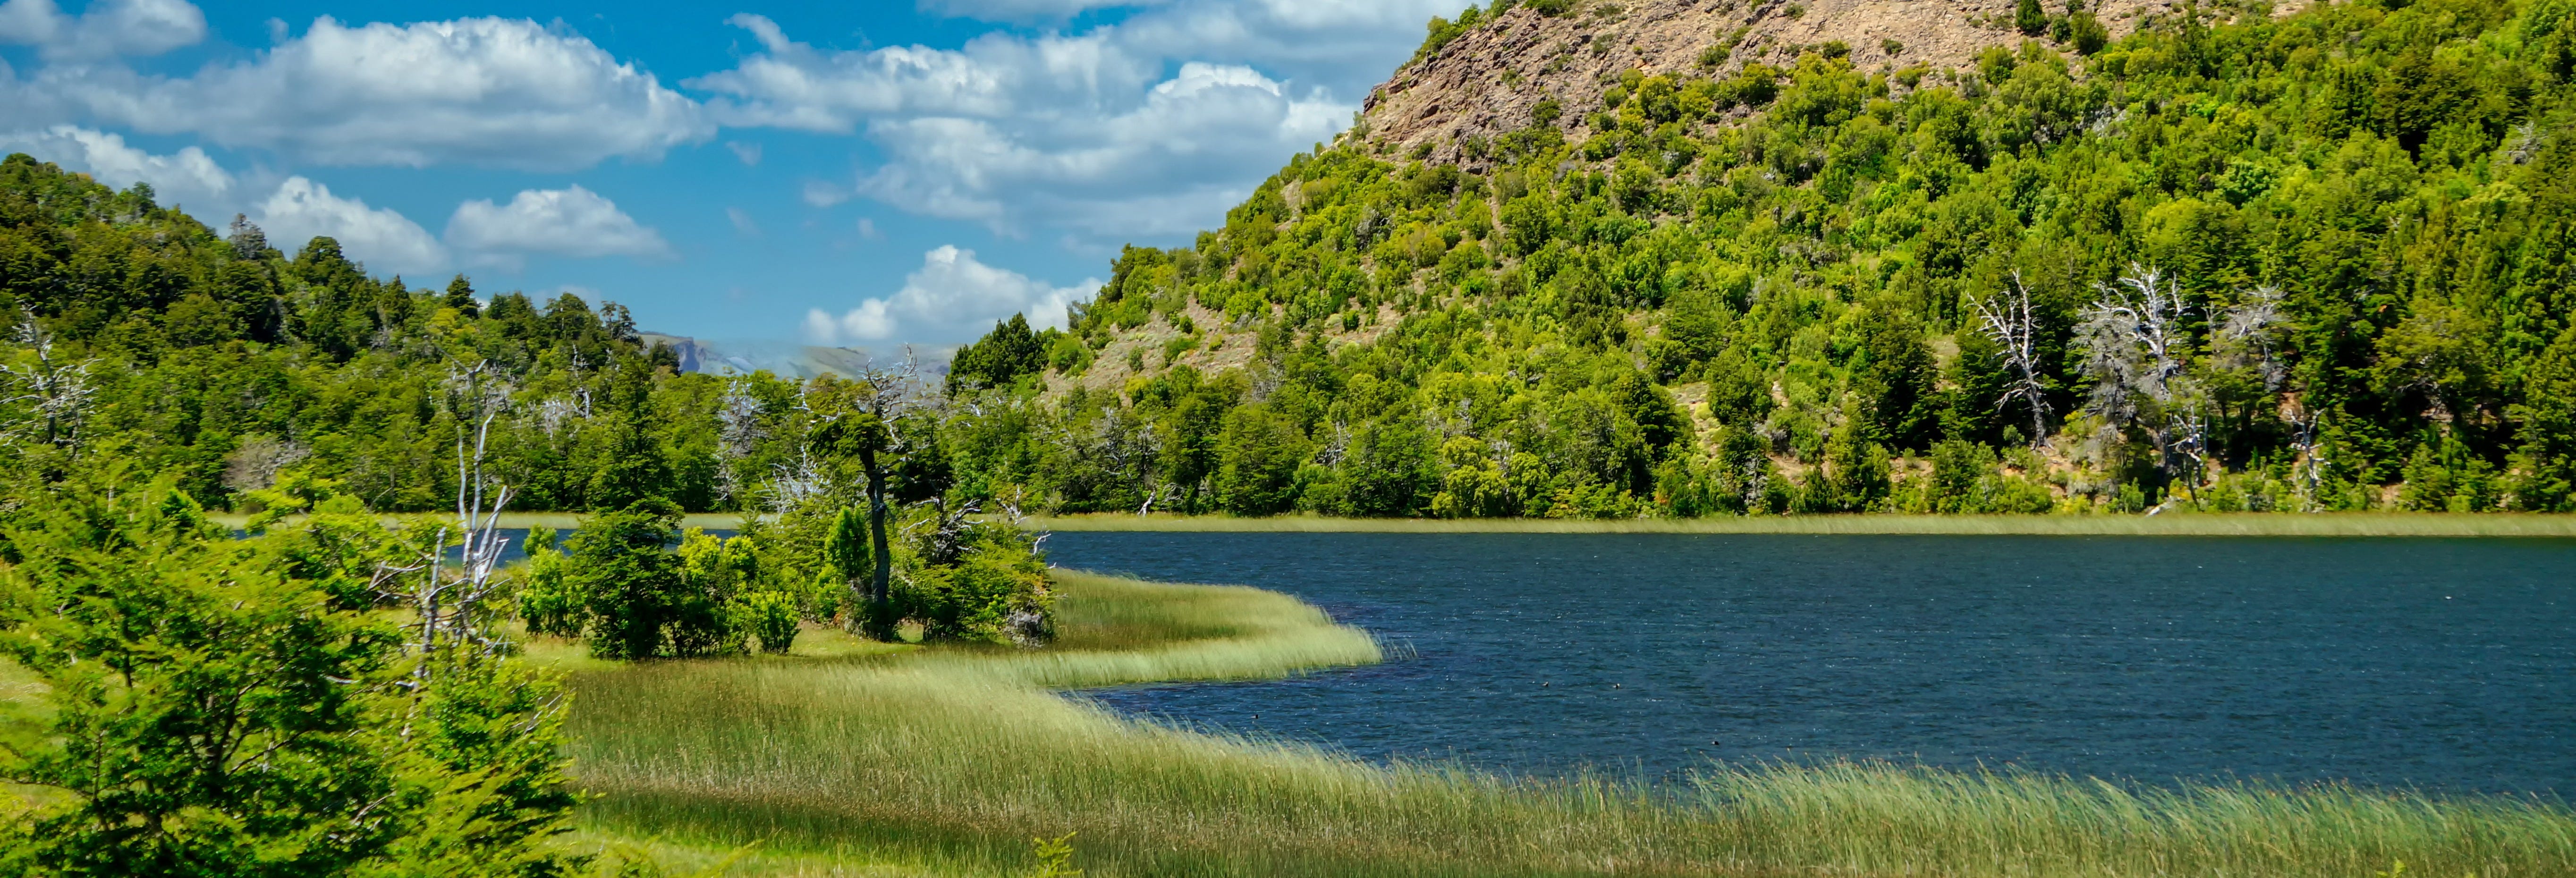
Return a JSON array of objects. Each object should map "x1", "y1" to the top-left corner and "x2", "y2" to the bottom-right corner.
[{"x1": 638, "y1": 333, "x2": 952, "y2": 380}]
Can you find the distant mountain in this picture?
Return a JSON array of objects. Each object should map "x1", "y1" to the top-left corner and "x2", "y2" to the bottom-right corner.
[{"x1": 639, "y1": 333, "x2": 952, "y2": 380}]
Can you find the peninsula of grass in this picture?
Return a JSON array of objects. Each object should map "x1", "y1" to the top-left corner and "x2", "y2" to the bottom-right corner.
[{"x1": 559, "y1": 570, "x2": 2576, "y2": 878}]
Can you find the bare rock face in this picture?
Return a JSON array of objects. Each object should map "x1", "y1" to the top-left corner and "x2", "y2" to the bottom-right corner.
[{"x1": 1358, "y1": 0, "x2": 2187, "y2": 167}]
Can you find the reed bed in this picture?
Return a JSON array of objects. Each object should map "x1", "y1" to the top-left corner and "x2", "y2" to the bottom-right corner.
[{"x1": 564, "y1": 569, "x2": 2576, "y2": 877}]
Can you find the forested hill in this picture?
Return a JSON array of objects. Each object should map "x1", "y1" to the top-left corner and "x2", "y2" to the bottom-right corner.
[
  {"x1": 5, "y1": 0, "x2": 2576, "y2": 520},
  {"x1": 0, "y1": 156, "x2": 708, "y2": 511},
  {"x1": 949, "y1": 0, "x2": 2576, "y2": 517}
]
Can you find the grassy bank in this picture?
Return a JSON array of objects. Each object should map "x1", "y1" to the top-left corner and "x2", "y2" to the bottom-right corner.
[
  {"x1": 565, "y1": 571, "x2": 2576, "y2": 877},
  {"x1": 1032, "y1": 512, "x2": 2576, "y2": 537}
]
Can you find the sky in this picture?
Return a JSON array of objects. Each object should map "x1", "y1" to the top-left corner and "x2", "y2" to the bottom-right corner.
[{"x1": 0, "y1": 0, "x2": 1462, "y2": 347}]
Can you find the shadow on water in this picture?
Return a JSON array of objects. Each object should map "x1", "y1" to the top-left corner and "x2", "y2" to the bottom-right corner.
[{"x1": 1051, "y1": 532, "x2": 2576, "y2": 797}]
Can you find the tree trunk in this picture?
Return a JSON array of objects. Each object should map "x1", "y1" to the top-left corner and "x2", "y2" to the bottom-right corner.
[{"x1": 859, "y1": 444, "x2": 895, "y2": 639}]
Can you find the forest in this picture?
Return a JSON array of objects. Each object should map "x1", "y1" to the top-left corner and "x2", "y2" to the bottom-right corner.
[{"x1": 5, "y1": 0, "x2": 2576, "y2": 524}]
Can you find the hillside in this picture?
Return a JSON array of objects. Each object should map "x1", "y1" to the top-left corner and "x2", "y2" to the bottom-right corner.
[
  {"x1": 944, "y1": 0, "x2": 2576, "y2": 517},
  {"x1": 4, "y1": 0, "x2": 2576, "y2": 522}
]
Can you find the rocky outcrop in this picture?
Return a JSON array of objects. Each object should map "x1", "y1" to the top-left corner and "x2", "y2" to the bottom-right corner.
[{"x1": 1358, "y1": 0, "x2": 2187, "y2": 168}]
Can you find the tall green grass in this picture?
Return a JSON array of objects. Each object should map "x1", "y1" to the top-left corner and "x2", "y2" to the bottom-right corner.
[
  {"x1": 566, "y1": 570, "x2": 2576, "y2": 877},
  {"x1": 1033, "y1": 512, "x2": 2576, "y2": 537}
]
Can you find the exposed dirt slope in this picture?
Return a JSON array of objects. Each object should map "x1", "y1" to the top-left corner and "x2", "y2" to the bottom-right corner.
[{"x1": 1361, "y1": 0, "x2": 2187, "y2": 167}]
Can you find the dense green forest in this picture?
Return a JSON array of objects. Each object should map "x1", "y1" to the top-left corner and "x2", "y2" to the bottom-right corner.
[
  {"x1": 4, "y1": 0, "x2": 2576, "y2": 522},
  {"x1": 966, "y1": 0, "x2": 2576, "y2": 517}
]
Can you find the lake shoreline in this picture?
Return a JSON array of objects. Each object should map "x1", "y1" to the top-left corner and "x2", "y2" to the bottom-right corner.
[
  {"x1": 1033, "y1": 511, "x2": 2576, "y2": 537},
  {"x1": 564, "y1": 568, "x2": 2576, "y2": 877}
]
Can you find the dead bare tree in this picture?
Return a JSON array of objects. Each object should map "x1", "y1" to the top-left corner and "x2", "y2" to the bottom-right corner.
[
  {"x1": 2076, "y1": 264, "x2": 2204, "y2": 504},
  {"x1": 2216, "y1": 285, "x2": 2289, "y2": 391},
  {"x1": 713, "y1": 377, "x2": 765, "y2": 503},
  {"x1": 2287, "y1": 402, "x2": 2327, "y2": 509},
  {"x1": 1975, "y1": 272, "x2": 2053, "y2": 447},
  {"x1": 1, "y1": 309, "x2": 96, "y2": 453},
  {"x1": 373, "y1": 361, "x2": 518, "y2": 689}
]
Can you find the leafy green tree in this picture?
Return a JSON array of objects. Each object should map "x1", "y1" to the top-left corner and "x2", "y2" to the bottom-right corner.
[
  {"x1": 1216, "y1": 405, "x2": 1311, "y2": 515},
  {"x1": 2016, "y1": 0, "x2": 2049, "y2": 36},
  {"x1": 948, "y1": 313, "x2": 1051, "y2": 395},
  {"x1": 570, "y1": 498, "x2": 699, "y2": 660},
  {"x1": 0, "y1": 480, "x2": 578, "y2": 877},
  {"x1": 2510, "y1": 328, "x2": 2576, "y2": 510}
]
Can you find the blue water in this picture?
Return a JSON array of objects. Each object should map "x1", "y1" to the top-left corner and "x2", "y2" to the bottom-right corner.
[{"x1": 1045, "y1": 532, "x2": 2576, "y2": 796}]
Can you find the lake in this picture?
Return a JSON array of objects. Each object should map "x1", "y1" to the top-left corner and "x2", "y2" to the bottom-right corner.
[{"x1": 1046, "y1": 532, "x2": 2576, "y2": 796}]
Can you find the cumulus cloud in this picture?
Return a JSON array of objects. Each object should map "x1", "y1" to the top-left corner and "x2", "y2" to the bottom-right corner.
[
  {"x1": 35, "y1": 16, "x2": 708, "y2": 169},
  {"x1": 805, "y1": 245, "x2": 1093, "y2": 346},
  {"x1": 919, "y1": 0, "x2": 1165, "y2": 21},
  {"x1": 0, "y1": 125, "x2": 231, "y2": 209},
  {"x1": 695, "y1": 10, "x2": 1353, "y2": 240},
  {"x1": 445, "y1": 185, "x2": 670, "y2": 269},
  {"x1": 0, "y1": 0, "x2": 205, "y2": 61},
  {"x1": 257, "y1": 176, "x2": 447, "y2": 276}
]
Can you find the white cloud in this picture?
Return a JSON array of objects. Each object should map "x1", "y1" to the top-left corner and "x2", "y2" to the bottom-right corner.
[
  {"x1": 0, "y1": 125, "x2": 231, "y2": 209},
  {"x1": 257, "y1": 176, "x2": 446, "y2": 276},
  {"x1": 695, "y1": 8, "x2": 1355, "y2": 240},
  {"x1": 920, "y1": 0, "x2": 1165, "y2": 21},
  {"x1": 806, "y1": 245, "x2": 1093, "y2": 345},
  {"x1": 38, "y1": 16, "x2": 708, "y2": 169},
  {"x1": 726, "y1": 206, "x2": 759, "y2": 237},
  {"x1": 445, "y1": 185, "x2": 669, "y2": 269},
  {"x1": 801, "y1": 178, "x2": 850, "y2": 207},
  {"x1": 853, "y1": 62, "x2": 1346, "y2": 235},
  {"x1": 0, "y1": 0, "x2": 204, "y2": 61},
  {"x1": 725, "y1": 140, "x2": 762, "y2": 166}
]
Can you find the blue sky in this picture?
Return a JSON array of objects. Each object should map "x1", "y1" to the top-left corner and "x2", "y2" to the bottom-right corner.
[{"x1": 0, "y1": 0, "x2": 1459, "y2": 346}]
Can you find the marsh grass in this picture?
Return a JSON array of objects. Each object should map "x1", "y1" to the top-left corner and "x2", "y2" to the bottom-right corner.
[
  {"x1": 566, "y1": 570, "x2": 2576, "y2": 877},
  {"x1": 1033, "y1": 512, "x2": 2576, "y2": 537}
]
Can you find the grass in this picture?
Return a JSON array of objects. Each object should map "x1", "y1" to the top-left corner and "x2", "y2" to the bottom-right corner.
[
  {"x1": 1031, "y1": 512, "x2": 2576, "y2": 537},
  {"x1": 563, "y1": 570, "x2": 2576, "y2": 877}
]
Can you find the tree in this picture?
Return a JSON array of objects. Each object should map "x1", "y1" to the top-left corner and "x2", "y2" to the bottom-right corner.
[
  {"x1": 443, "y1": 275, "x2": 480, "y2": 318},
  {"x1": 2016, "y1": 0, "x2": 2049, "y2": 35},
  {"x1": 570, "y1": 498, "x2": 690, "y2": 660},
  {"x1": 1216, "y1": 404, "x2": 1310, "y2": 515},
  {"x1": 810, "y1": 366, "x2": 914, "y2": 640},
  {"x1": 948, "y1": 313, "x2": 1047, "y2": 395},
  {"x1": 2510, "y1": 327, "x2": 2576, "y2": 511},
  {"x1": 1974, "y1": 274, "x2": 2053, "y2": 447},
  {"x1": 2076, "y1": 264, "x2": 2203, "y2": 502},
  {"x1": 0, "y1": 480, "x2": 578, "y2": 877}
]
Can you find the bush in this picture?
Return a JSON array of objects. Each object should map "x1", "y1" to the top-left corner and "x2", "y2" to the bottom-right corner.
[
  {"x1": 898, "y1": 512, "x2": 1055, "y2": 645},
  {"x1": 739, "y1": 591, "x2": 800, "y2": 654},
  {"x1": 568, "y1": 499, "x2": 744, "y2": 660}
]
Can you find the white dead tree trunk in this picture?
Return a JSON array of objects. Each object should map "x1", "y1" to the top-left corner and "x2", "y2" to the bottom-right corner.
[
  {"x1": 377, "y1": 361, "x2": 517, "y2": 689},
  {"x1": 2076, "y1": 264, "x2": 2203, "y2": 505},
  {"x1": 1, "y1": 309, "x2": 96, "y2": 454},
  {"x1": 1975, "y1": 272, "x2": 2053, "y2": 447}
]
